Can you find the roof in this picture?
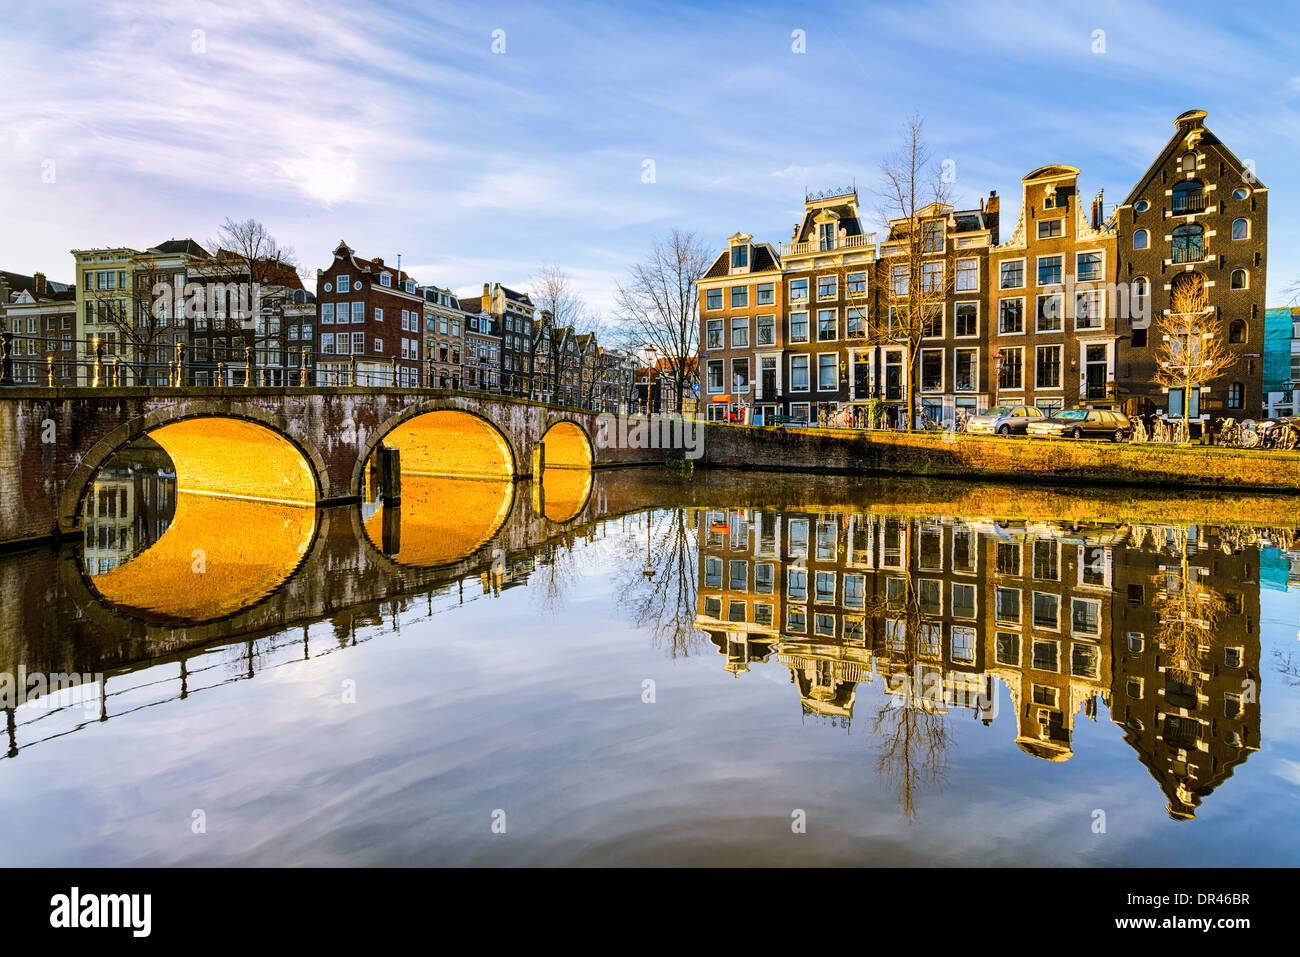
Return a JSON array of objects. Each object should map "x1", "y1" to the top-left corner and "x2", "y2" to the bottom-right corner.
[
  {"x1": 0, "y1": 270, "x2": 73, "y2": 299},
  {"x1": 703, "y1": 241, "x2": 781, "y2": 279},
  {"x1": 498, "y1": 284, "x2": 533, "y2": 305},
  {"x1": 1118, "y1": 110, "x2": 1264, "y2": 208},
  {"x1": 149, "y1": 238, "x2": 209, "y2": 256}
]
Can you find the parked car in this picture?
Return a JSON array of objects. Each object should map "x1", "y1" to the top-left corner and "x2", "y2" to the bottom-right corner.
[
  {"x1": 965, "y1": 405, "x2": 1045, "y2": 435},
  {"x1": 1026, "y1": 408, "x2": 1132, "y2": 441}
]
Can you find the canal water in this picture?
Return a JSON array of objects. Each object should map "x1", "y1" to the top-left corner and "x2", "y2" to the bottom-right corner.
[{"x1": 1, "y1": 441, "x2": 1298, "y2": 865}]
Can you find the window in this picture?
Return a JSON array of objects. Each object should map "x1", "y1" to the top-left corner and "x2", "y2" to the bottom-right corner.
[
  {"x1": 1228, "y1": 320, "x2": 1246, "y2": 343},
  {"x1": 817, "y1": 310, "x2": 836, "y2": 341},
  {"x1": 955, "y1": 258, "x2": 978, "y2": 291},
  {"x1": 817, "y1": 275, "x2": 837, "y2": 300},
  {"x1": 1000, "y1": 260, "x2": 1024, "y2": 289},
  {"x1": 1075, "y1": 290, "x2": 1103, "y2": 330},
  {"x1": 818, "y1": 354, "x2": 837, "y2": 390},
  {"x1": 1032, "y1": 639, "x2": 1058, "y2": 671},
  {"x1": 1036, "y1": 345, "x2": 1061, "y2": 388},
  {"x1": 1228, "y1": 381, "x2": 1243, "y2": 408},
  {"x1": 787, "y1": 566, "x2": 807, "y2": 601},
  {"x1": 757, "y1": 282, "x2": 774, "y2": 305},
  {"x1": 707, "y1": 360, "x2": 723, "y2": 392},
  {"x1": 755, "y1": 563, "x2": 774, "y2": 595},
  {"x1": 921, "y1": 306, "x2": 942, "y2": 338},
  {"x1": 920, "y1": 349, "x2": 943, "y2": 391},
  {"x1": 1172, "y1": 179, "x2": 1205, "y2": 214},
  {"x1": 321, "y1": 332, "x2": 334, "y2": 354},
  {"x1": 731, "y1": 286, "x2": 748, "y2": 308},
  {"x1": 1231, "y1": 268, "x2": 1248, "y2": 290},
  {"x1": 706, "y1": 288, "x2": 722, "y2": 310},
  {"x1": 890, "y1": 265, "x2": 908, "y2": 297},
  {"x1": 1135, "y1": 199, "x2": 1150, "y2": 212},
  {"x1": 352, "y1": 302, "x2": 365, "y2": 322},
  {"x1": 1037, "y1": 255, "x2": 1062, "y2": 286},
  {"x1": 790, "y1": 355, "x2": 809, "y2": 391},
  {"x1": 998, "y1": 347, "x2": 1023, "y2": 389},
  {"x1": 1172, "y1": 224, "x2": 1204, "y2": 263},
  {"x1": 996, "y1": 298, "x2": 1023, "y2": 336},
  {"x1": 1071, "y1": 644, "x2": 1099, "y2": 679},
  {"x1": 1036, "y1": 294, "x2": 1063, "y2": 332},
  {"x1": 954, "y1": 349, "x2": 977, "y2": 392},
  {"x1": 995, "y1": 632, "x2": 1020, "y2": 666},
  {"x1": 995, "y1": 587, "x2": 1021, "y2": 624},
  {"x1": 1032, "y1": 592, "x2": 1059, "y2": 629},
  {"x1": 321, "y1": 303, "x2": 334, "y2": 324},
  {"x1": 922, "y1": 220, "x2": 943, "y2": 253},
  {"x1": 374, "y1": 307, "x2": 383, "y2": 322},
  {"x1": 1037, "y1": 219, "x2": 1063, "y2": 239},
  {"x1": 336, "y1": 275, "x2": 350, "y2": 293},
  {"x1": 789, "y1": 311, "x2": 808, "y2": 343},
  {"x1": 1180, "y1": 151, "x2": 1197, "y2": 172},
  {"x1": 952, "y1": 583, "x2": 976, "y2": 619},
  {"x1": 1071, "y1": 598, "x2": 1100, "y2": 635},
  {"x1": 731, "y1": 245, "x2": 748, "y2": 269},
  {"x1": 955, "y1": 302, "x2": 977, "y2": 337},
  {"x1": 921, "y1": 261, "x2": 942, "y2": 292},
  {"x1": 731, "y1": 317, "x2": 749, "y2": 348},
  {"x1": 1076, "y1": 251, "x2": 1103, "y2": 282},
  {"x1": 1133, "y1": 229, "x2": 1148, "y2": 250},
  {"x1": 1232, "y1": 218, "x2": 1250, "y2": 240},
  {"x1": 706, "y1": 319, "x2": 723, "y2": 349},
  {"x1": 846, "y1": 272, "x2": 866, "y2": 295},
  {"x1": 757, "y1": 315, "x2": 775, "y2": 346},
  {"x1": 846, "y1": 308, "x2": 865, "y2": 338},
  {"x1": 789, "y1": 278, "x2": 808, "y2": 302}
]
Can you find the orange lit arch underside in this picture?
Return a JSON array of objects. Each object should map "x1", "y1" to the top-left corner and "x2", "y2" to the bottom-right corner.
[
  {"x1": 151, "y1": 417, "x2": 317, "y2": 504},
  {"x1": 540, "y1": 421, "x2": 592, "y2": 471},
  {"x1": 541, "y1": 468, "x2": 592, "y2": 523},
  {"x1": 381, "y1": 410, "x2": 514, "y2": 480}
]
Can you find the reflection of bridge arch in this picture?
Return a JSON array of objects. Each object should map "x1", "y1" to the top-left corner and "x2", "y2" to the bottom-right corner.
[
  {"x1": 354, "y1": 404, "x2": 516, "y2": 495},
  {"x1": 86, "y1": 494, "x2": 319, "y2": 624},
  {"x1": 59, "y1": 404, "x2": 326, "y2": 533},
  {"x1": 361, "y1": 475, "x2": 515, "y2": 567},
  {"x1": 541, "y1": 468, "x2": 594, "y2": 523}
]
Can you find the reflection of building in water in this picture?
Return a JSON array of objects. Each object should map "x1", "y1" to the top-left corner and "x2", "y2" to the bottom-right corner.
[
  {"x1": 1110, "y1": 525, "x2": 1261, "y2": 819},
  {"x1": 81, "y1": 439, "x2": 177, "y2": 574},
  {"x1": 693, "y1": 508, "x2": 1264, "y2": 812}
]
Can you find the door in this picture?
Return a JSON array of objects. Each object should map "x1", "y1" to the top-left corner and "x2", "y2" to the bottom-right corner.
[
  {"x1": 853, "y1": 353, "x2": 870, "y2": 399},
  {"x1": 884, "y1": 350, "x2": 903, "y2": 401},
  {"x1": 760, "y1": 357, "x2": 777, "y2": 400},
  {"x1": 1084, "y1": 344, "x2": 1107, "y2": 400}
]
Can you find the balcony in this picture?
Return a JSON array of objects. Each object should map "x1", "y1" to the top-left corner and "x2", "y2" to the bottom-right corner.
[
  {"x1": 1170, "y1": 192, "x2": 1207, "y2": 215},
  {"x1": 781, "y1": 233, "x2": 876, "y2": 257},
  {"x1": 1171, "y1": 243, "x2": 1209, "y2": 265}
]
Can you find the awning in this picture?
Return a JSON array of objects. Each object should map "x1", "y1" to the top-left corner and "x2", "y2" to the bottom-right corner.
[{"x1": 711, "y1": 395, "x2": 731, "y2": 403}]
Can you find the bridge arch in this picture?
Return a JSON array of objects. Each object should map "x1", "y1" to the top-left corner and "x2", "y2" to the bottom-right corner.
[
  {"x1": 538, "y1": 418, "x2": 594, "y2": 470},
  {"x1": 353, "y1": 402, "x2": 517, "y2": 496},
  {"x1": 59, "y1": 403, "x2": 327, "y2": 535}
]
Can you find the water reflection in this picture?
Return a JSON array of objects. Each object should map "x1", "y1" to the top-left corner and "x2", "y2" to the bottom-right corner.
[
  {"x1": 692, "y1": 508, "x2": 1277, "y2": 819},
  {"x1": 80, "y1": 437, "x2": 318, "y2": 623},
  {"x1": 361, "y1": 473, "x2": 514, "y2": 567}
]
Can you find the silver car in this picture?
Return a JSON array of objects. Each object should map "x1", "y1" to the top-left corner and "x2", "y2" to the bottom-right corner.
[{"x1": 965, "y1": 405, "x2": 1045, "y2": 436}]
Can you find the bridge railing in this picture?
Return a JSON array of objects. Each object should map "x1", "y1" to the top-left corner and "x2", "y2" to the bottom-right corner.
[{"x1": 0, "y1": 332, "x2": 637, "y2": 413}]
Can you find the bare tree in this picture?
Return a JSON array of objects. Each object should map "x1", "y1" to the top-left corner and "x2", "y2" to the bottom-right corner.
[
  {"x1": 529, "y1": 264, "x2": 592, "y2": 403},
  {"x1": 615, "y1": 508, "x2": 703, "y2": 658},
  {"x1": 614, "y1": 230, "x2": 712, "y2": 414},
  {"x1": 1152, "y1": 529, "x2": 1224, "y2": 690},
  {"x1": 1153, "y1": 272, "x2": 1236, "y2": 443},
  {"x1": 873, "y1": 115, "x2": 954, "y2": 431},
  {"x1": 84, "y1": 256, "x2": 191, "y2": 384}
]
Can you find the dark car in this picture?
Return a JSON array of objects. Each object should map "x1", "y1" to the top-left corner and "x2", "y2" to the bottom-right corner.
[{"x1": 1026, "y1": 408, "x2": 1132, "y2": 442}]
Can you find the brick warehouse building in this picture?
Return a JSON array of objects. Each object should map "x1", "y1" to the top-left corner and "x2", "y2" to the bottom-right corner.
[
  {"x1": 316, "y1": 241, "x2": 425, "y2": 386},
  {"x1": 1115, "y1": 110, "x2": 1268, "y2": 420},
  {"x1": 699, "y1": 111, "x2": 1267, "y2": 426}
]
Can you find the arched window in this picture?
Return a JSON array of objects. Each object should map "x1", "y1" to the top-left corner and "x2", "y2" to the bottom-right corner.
[
  {"x1": 1172, "y1": 179, "x2": 1204, "y2": 213},
  {"x1": 1180, "y1": 152, "x2": 1198, "y2": 172},
  {"x1": 1228, "y1": 320, "x2": 1247, "y2": 343},
  {"x1": 1171, "y1": 224, "x2": 1204, "y2": 263},
  {"x1": 1131, "y1": 277, "x2": 1149, "y2": 317},
  {"x1": 1231, "y1": 268, "x2": 1248, "y2": 290},
  {"x1": 1133, "y1": 228, "x2": 1148, "y2": 250},
  {"x1": 1232, "y1": 218, "x2": 1250, "y2": 240},
  {"x1": 1228, "y1": 382, "x2": 1244, "y2": 408}
]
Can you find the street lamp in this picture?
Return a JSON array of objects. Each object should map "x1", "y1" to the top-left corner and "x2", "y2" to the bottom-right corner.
[{"x1": 643, "y1": 343, "x2": 656, "y2": 414}]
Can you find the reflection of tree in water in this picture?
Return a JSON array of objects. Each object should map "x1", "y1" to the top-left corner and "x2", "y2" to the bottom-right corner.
[
  {"x1": 866, "y1": 557, "x2": 952, "y2": 820},
  {"x1": 1151, "y1": 527, "x2": 1224, "y2": 690},
  {"x1": 614, "y1": 508, "x2": 702, "y2": 659},
  {"x1": 1274, "y1": 649, "x2": 1300, "y2": 688}
]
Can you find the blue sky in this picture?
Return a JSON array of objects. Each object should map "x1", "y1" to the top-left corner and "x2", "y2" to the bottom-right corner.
[{"x1": 2, "y1": 0, "x2": 1298, "y2": 315}]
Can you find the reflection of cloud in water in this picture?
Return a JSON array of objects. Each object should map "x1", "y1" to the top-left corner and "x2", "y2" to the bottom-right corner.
[
  {"x1": 363, "y1": 475, "x2": 513, "y2": 567},
  {"x1": 91, "y1": 492, "x2": 317, "y2": 623}
]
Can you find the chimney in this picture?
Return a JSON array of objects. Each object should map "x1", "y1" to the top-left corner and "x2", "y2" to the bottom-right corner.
[
  {"x1": 1090, "y1": 189, "x2": 1104, "y2": 231},
  {"x1": 985, "y1": 190, "x2": 1000, "y2": 245},
  {"x1": 33, "y1": 272, "x2": 47, "y2": 298},
  {"x1": 482, "y1": 282, "x2": 492, "y2": 314}
]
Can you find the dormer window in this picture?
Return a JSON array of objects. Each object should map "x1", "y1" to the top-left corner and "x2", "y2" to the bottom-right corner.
[
  {"x1": 380, "y1": 273, "x2": 391, "y2": 287},
  {"x1": 818, "y1": 223, "x2": 836, "y2": 251},
  {"x1": 731, "y1": 245, "x2": 749, "y2": 269},
  {"x1": 922, "y1": 220, "x2": 943, "y2": 254}
]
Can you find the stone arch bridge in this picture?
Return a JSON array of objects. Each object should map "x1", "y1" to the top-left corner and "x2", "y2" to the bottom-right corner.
[{"x1": 0, "y1": 386, "x2": 671, "y2": 546}]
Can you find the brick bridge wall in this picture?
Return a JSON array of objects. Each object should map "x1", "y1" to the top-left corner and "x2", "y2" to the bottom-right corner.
[{"x1": 0, "y1": 386, "x2": 671, "y2": 546}]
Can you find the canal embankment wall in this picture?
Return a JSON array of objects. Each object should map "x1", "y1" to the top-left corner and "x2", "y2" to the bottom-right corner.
[{"x1": 698, "y1": 422, "x2": 1300, "y2": 492}]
